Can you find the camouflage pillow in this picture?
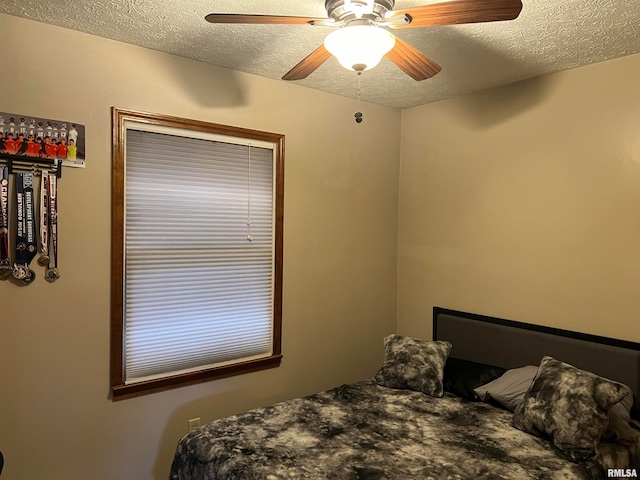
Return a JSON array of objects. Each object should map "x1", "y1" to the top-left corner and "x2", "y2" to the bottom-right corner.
[
  {"x1": 511, "y1": 356, "x2": 630, "y2": 461},
  {"x1": 373, "y1": 335, "x2": 452, "y2": 397}
]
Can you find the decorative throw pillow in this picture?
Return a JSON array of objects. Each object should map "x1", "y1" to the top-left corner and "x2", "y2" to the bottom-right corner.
[
  {"x1": 443, "y1": 358, "x2": 506, "y2": 401},
  {"x1": 473, "y1": 365, "x2": 538, "y2": 411},
  {"x1": 373, "y1": 335, "x2": 452, "y2": 397},
  {"x1": 511, "y1": 356, "x2": 630, "y2": 461}
]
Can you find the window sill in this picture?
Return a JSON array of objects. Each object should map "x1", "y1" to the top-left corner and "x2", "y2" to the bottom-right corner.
[{"x1": 111, "y1": 354, "x2": 283, "y2": 401}]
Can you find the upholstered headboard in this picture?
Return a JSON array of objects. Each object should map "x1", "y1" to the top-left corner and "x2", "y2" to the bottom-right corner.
[{"x1": 433, "y1": 306, "x2": 640, "y2": 414}]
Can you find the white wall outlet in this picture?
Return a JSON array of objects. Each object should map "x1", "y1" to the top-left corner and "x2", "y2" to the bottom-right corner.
[{"x1": 188, "y1": 417, "x2": 201, "y2": 433}]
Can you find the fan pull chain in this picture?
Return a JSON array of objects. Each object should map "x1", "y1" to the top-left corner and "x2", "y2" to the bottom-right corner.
[
  {"x1": 247, "y1": 145, "x2": 253, "y2": 241},
  {"x1": 355, "y1": 74, "x2": 363, "y2": 124}
]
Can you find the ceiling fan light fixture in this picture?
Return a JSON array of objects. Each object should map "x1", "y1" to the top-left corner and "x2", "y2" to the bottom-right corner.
[
  {"x1": 324, "y1": 25, "x2": 395, "y2": 72},
  {"x1": 343, "y1": 0, "x2": 375, "y2": 18}
]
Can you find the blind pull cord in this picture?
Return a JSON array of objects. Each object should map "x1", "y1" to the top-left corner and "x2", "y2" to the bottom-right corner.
[
  {"x1": 355, "y1": 75, "x2": 363, "y2": 124},
  {"x1": 247, "y1": 145, "x2": 253, "y2": 242}
]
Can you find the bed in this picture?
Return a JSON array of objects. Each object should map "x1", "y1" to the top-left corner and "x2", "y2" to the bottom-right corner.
[{"x1": 170, "y1": 307, "x2": 640, "y2": 479}]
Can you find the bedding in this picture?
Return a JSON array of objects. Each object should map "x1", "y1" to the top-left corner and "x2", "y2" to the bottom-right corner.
[
  {"x1": 511, "y1": 356, "x2": 630, "y2": 461},
  {"x1": 169, "y1": 381, "x2": 604, "y2": 480},
  {"x1": 170, "y1": 308, "x2": 640, "y2": 479},
  {"x1": 373, "y1": 335, "x2": 451, "y2": 397},
  {"x1": 599, "y1": 441, "x2": 640, "y2": 471},
  {"x1": 473, "y1": 365, "x2": 538, "y2": 411},
  {"x1": 474, "y1": 363, "x2": 640, "y2": 443},
  {"x1": 604, "y1": 389, "x2": 639, "y2": 444},
  {"x1": 443, "y1": 357, "x2": 506, "y2": 401}
]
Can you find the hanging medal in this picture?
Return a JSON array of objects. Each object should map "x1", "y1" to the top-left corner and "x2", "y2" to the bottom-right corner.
[
  {"x1": 38, "y1": 171, "x2": 50, "y2": 266},
  {"x1": 0, "y1": 167, "x2": 11, "y2": 278},
  {"x1": 45, "y1": 173, "x2": 60, "y2": 282},
  {"x1": 12, "y1": 173, "x2": 37, "y2": 284}
]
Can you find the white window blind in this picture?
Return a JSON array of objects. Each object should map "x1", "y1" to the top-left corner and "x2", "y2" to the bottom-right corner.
[{"x1": 123, "y1": 125, "x2": 275, "y2": 384}]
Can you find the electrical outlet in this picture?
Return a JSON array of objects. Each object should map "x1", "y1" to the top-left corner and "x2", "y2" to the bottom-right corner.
[{"x1": 188, "y1": 417, "x2": 201, "y2": 433}]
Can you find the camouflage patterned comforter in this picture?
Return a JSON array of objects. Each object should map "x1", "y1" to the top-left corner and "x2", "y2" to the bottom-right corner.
[{"x1": 169, "y1": 381, "x2": 611, "y2": 480}]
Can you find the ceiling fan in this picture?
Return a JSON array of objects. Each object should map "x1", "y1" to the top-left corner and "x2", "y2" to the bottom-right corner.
[{"x1": 205, "y1": 0, "x2": 523, "y2": 81}]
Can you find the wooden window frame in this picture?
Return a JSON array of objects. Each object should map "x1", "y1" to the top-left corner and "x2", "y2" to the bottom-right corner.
[{"x1": 110, "y1": 107, "x2": 284, "y2": 400}]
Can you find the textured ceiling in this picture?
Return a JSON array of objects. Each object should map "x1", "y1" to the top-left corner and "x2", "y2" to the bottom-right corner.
[{"x1": 1, "y1": 0, "x2": 639, "y2": 109}]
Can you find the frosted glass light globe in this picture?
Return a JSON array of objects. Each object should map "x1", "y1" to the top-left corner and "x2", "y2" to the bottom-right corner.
[{"x1": 324, "y1": 26, "x2": 396, "y2": 72}]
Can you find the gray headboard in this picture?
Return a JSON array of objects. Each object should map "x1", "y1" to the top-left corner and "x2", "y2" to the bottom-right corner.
[{"x1": 433, "y1": 307, "x2": 640, "y2": 414}]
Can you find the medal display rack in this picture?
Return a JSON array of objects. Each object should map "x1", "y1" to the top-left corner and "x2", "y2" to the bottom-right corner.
[
  {"x1": 0, "y1": 153, "x2": 63, "y2": 178},
  {"x1": 1, "y1": 161, "x2": 61, "y2": 285}
]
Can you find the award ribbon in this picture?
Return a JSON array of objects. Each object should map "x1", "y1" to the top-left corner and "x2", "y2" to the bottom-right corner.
[
  {"x1": 45, "y1": 173, "x2": 60, "y2": 282},
  {"x1": 12, "y1": 173, "x2": 37, "y2": 284},
  {"x1": 0, "y1": 167, "x2": 11, "y2": 277}
]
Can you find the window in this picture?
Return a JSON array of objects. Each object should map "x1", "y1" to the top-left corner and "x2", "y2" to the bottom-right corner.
[{"x1": 111, "y1": 108, "x2": 284, "y2": 400}]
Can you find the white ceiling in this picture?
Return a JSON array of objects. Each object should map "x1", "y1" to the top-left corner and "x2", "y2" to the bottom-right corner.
[{"x1": 1, "y1": 0, "x2": 639, "y2": 109}]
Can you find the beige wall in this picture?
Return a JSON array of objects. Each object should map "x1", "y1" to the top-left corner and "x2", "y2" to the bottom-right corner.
[
  {"x1": 3, "y1": 10, "x2": 639, "y2": 480},
  {"x1": 0, "y1": 14, "x2": 400, "y2": 480},
  {"x1": 398, "y1": 53, "x2": 640, "y2": 342}
]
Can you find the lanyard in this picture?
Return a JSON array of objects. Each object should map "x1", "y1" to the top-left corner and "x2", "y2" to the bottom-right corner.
[
  {"x1": 12, "y1": 173, "x2": 37, "y2": 284},
  {"x1": 38, "y1": 171, "x2": 49, "y2": 266},
  {"x1": 44, "y1": 173, "x2": 60, "y2": 282},
  {"x1": 0, "y1": 167, "x2": 10, "y2": 277}
]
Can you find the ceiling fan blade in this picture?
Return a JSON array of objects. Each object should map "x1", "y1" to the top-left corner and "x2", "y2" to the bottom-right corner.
[
  {"x1": 282, "y1": 45, "x2": 332, "y2": 81},
  {"x1": 205, "y1": 13, "x2": 330, "y2": 25},
  {"x1": 385, "y1": 36, "x2": 441, "y2": 81},
  {"x1": 388, "y1": 0, "x2": 523, "y2": 28}
]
